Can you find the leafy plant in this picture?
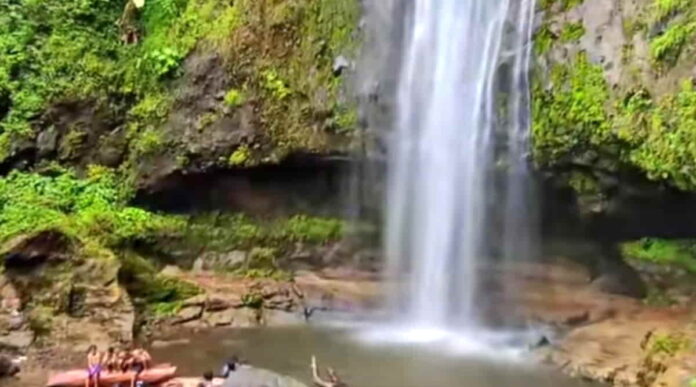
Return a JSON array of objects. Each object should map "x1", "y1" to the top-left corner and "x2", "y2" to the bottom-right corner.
[
  {"x1": 560, "y1": 22, "x2": 586, "y2": 42},
  {"x1": 146, "y1": 47, "x2": 183, "y2": 78},
  {"x1": 649, "y1": 20, "x2": 696, "y2": 65},
  {"x1": 648, "y1": 333, "x2": 691, "y2": 356},
  {"x1": 228, "y1": 145, "x2": 251, "y2": 166},
  {"x1": 261, "y1": 69, "x2": 292, "y2": 100},
  {"x1": 241, "y1": 292, "x2": 263, "y2": 308},
  {"x1": 0, "y1": 167, "x2": 184, "y2": 246},
  {"x1": 224, "y1": 89, "x2": 245, "y2": 107},
  {"x1": 621, "y1": 238, "x2": 696, "y2": 273}
]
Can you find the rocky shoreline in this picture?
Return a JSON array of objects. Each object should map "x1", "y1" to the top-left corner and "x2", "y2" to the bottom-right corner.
[{"x1": 2, "y1": 261, "x2": 696, "y2": 387}]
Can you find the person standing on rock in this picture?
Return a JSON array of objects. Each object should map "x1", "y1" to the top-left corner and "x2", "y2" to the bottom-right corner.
[{"x1": 85, "y1": 345, "x2": 102, "y2": 387}]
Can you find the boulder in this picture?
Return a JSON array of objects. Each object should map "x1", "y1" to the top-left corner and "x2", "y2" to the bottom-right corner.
[
  {"x1": 260, "y1": 309, "x2": 304, "y2": 327},
  {"x1": 0, "y1": 355, "x2": 20, "y2": 377},
  {"x1": 0, "y1": 331, "x2": 34, "y2": 351},
  {"x1": 222, "y1": 366, "x2": 308, "y2": 387},
  {"x1": 172, "y1": 305, "x2": 203, "y2": 325},
  {"x1": 204, "y1": 309, "x2": 237, "y2": 327},
  {"x1": 160, "y1": 265, "x2": 184, "y2": 277}
]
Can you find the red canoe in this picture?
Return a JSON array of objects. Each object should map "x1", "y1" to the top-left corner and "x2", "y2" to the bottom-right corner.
[{"x1": 46, "y1": 365, "x2": 177, "y2": 387}]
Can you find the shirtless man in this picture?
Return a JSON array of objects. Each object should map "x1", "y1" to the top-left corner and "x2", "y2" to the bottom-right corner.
[
  {"x1": 103, "y1": 347, "x2": 118, "y2": 374},
  {"x1": 129, "y1": 346, "x2": 152, "y2": 387},
  {"x1": 85, "y1": 345, "x2": 102, "y2": 387}
]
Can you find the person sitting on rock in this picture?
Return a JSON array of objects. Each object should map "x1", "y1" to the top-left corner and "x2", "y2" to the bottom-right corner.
[
  {"x1": 117, "y1": 348, "x2": 132, "y2": 372},
  {"x1": 129, "y1": 346, "x2": 152, "y2": 387},
  {"x1": 103, "y1": 347, "x2": 118, "y2": 373},
  {"x1": 86, "y1": 345, "x2": 102, "y2": 387},
  {"x1": 197, "y1": 371, "x2": 214, "y2": 387}
]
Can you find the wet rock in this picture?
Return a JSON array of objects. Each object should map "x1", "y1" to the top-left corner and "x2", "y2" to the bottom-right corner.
[
  {"x1": 182, "y1": 294, "x2": 207, "y2": 307},
  {"x1": 0, "y1": 331, "x2": 34, "y2": 351},
  {"x1": 260, "y1": 309, "x2": 304, "y2": 327},
  {"x1": 204, "y1": 309, "x2": 237, "y2": 327},
  {"x1": 564, "y1": 311, "x2": 590, "y2": 327},
  {"x1": 36, "y1": 127, "x2": 58, "y2": 157},
  {"x1": 332, "y1": 55, "x2": 351, "y2": 76},
  {"x1": 192, "y1": 257, "x2": 205, "y2": 273},
  {"x1": 226, "y1": 308, "x2": 259, "y2": 328},
  {"x1": 222, "y1": 366, "x2": 308, "y2": 387},
  {"x1": 194, "y1": 251, "x2": 248, "y2": 272},
  {"x1": 206, "y1": 296, "x2": 239, "y2": 311},
  {"x1": 7, "y1": 311, "x2": 24, "y2": 331},
  {"x1": 172, "y1": 305, "x2": 203, "y2": 325},
  {"x1": 160, "y1": 265, "x2": 184, "y2": 277},
  {"x1": 0, "y1": 355, "x2": 20, "y2": 377}
]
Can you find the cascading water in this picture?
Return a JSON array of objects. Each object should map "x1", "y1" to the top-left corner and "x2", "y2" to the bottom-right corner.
[{"x1": 373, "y1": 0, "x2": 538, "y2": 334}]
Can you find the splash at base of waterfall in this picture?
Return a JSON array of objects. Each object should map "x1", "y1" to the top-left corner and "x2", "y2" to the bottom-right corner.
[{"x1": 356, "y1": 324, "x2": 543, "y2": 361}]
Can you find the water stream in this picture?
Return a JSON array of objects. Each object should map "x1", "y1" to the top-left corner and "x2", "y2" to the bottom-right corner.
[{"x1": 379, "y1": 0, "x2": 537, "y2": 332}]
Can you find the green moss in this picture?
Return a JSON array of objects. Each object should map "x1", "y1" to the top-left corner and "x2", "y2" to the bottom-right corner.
[
  {"x1": 240, "y1": 291, "x2": 264, "y2": 309},
  {"x1": 0, "y1": 166, "x2": 184, "y2": 249},
  {"x1": 226, "y1": 0, "x2": 360, "y2": 152},
  {"x1": 27, "y1": 305, "x2": 55, "y2": 336},
  {"x1": 132, "y1": 127, "x2": 166, "y2": 156},
  {"x1": 568, "y1": 171, "x2": 601, "y2": 195},
  {"x1": 532, "y1": 52, "x2": 612, "y2": 165},
  {"x1": 560, "y1": 22, "x2": 586, "y2": 42},
  {"x1": 0, "y1": 0, "x2": 359, "y2": 169},
  {"x1": 58, "y1": 128, "x2": 87, "y2": 161},
  {"x1": 183, "y1": 213, "x2": 345, "y2": 255},
  {"x1": 649, "y1": 19, "x2": 696, "y2": 65},
  {"x1": 223, "y1": 89, "x2": 245, "y2": 107},
  {"x1": 651, "y1": 0, "x2": 691, "y2": 22},
  {"x1": 648, "y1": 333, "x2": 691, "y2": 356},
  {"x1": 535, "y1": 24, "x2": 555, "y2": 56},
  {"x1": 228, "y1": 144, "x2": 251, "y2": 166},
  {"x1": 621, "y1": 238, "x2": 696, "y2": 273},
  {"x1": 119, "y1": 251, "x2": 200, "y2": 305},
  {"x1": 271, "y1": 215, "x2": 344, "y2": 244},
  {"x1": 626, "y1": 81, "x2": 696, "y2": 190},
  {"x1": 261, "y1": 69, "x2": 292, "y2": 100},
  {"x1": 147, "y1": 300, "x2": 184, "y2": 318},
  {"x1": 539, "y1": 0, "x2": 584, "y2": 11}
]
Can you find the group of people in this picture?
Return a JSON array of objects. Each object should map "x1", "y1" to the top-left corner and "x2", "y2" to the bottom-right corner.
[{"x1": 85, "y1": 344, "x2": 152, "y2": 387}]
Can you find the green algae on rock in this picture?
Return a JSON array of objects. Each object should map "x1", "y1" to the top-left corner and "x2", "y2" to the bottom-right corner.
[
  {"x1": 533, "y1": 0, "x2": 696, "y2": 196},
  {"x1": 0, "y1": 0, "x2": 360, "y2": 187}
]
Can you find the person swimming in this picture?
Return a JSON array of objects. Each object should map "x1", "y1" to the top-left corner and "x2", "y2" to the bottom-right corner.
[
  {"x1": 85, "y1": 345, "x2": 102, "y2": 387},
  {"x1": 219, "y1": 356, "x2": 238, "y2": 378}
]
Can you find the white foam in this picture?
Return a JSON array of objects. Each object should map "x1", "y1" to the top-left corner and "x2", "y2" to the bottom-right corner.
[{"x1": 354, "y1": 324, "x2": 539, "y2": 363}]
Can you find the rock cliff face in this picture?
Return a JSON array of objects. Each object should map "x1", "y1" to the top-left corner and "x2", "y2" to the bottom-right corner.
[
  {"x1": 0, "y1": 0, "x2": 360, "y2": 190},
  {"x1": 534, "y1": 0, "x2": 696, "y2": 223}
]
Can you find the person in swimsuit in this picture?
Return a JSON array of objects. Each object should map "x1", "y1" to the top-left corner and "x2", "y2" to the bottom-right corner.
[
  {"x1": 86, "y1": 345, "x2": 102, "y2": 387},
  {"x1": 103, "y1": 347, "x2": 118, "y2": 374},
  {"x1": 129, "y1": 347, "x2": 152, "y2": 387}
]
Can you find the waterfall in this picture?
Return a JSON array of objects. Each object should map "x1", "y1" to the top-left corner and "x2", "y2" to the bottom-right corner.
[{"x1": 367, "y1": 0, "x2": 537, "y2": 332}]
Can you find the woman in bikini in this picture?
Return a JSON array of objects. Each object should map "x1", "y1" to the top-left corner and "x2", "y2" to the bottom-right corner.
[{"x1": 85, "y1": 345, "x2": 102, "y2": 387}]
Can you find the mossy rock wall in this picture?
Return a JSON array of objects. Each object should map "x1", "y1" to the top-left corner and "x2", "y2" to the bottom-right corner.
[
  {"x1": 534, "y1": 0, "x2": 696, "y2": 205},
  {"x1": 0, "y1": 0, "x2": 360, "y2": 188}
]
